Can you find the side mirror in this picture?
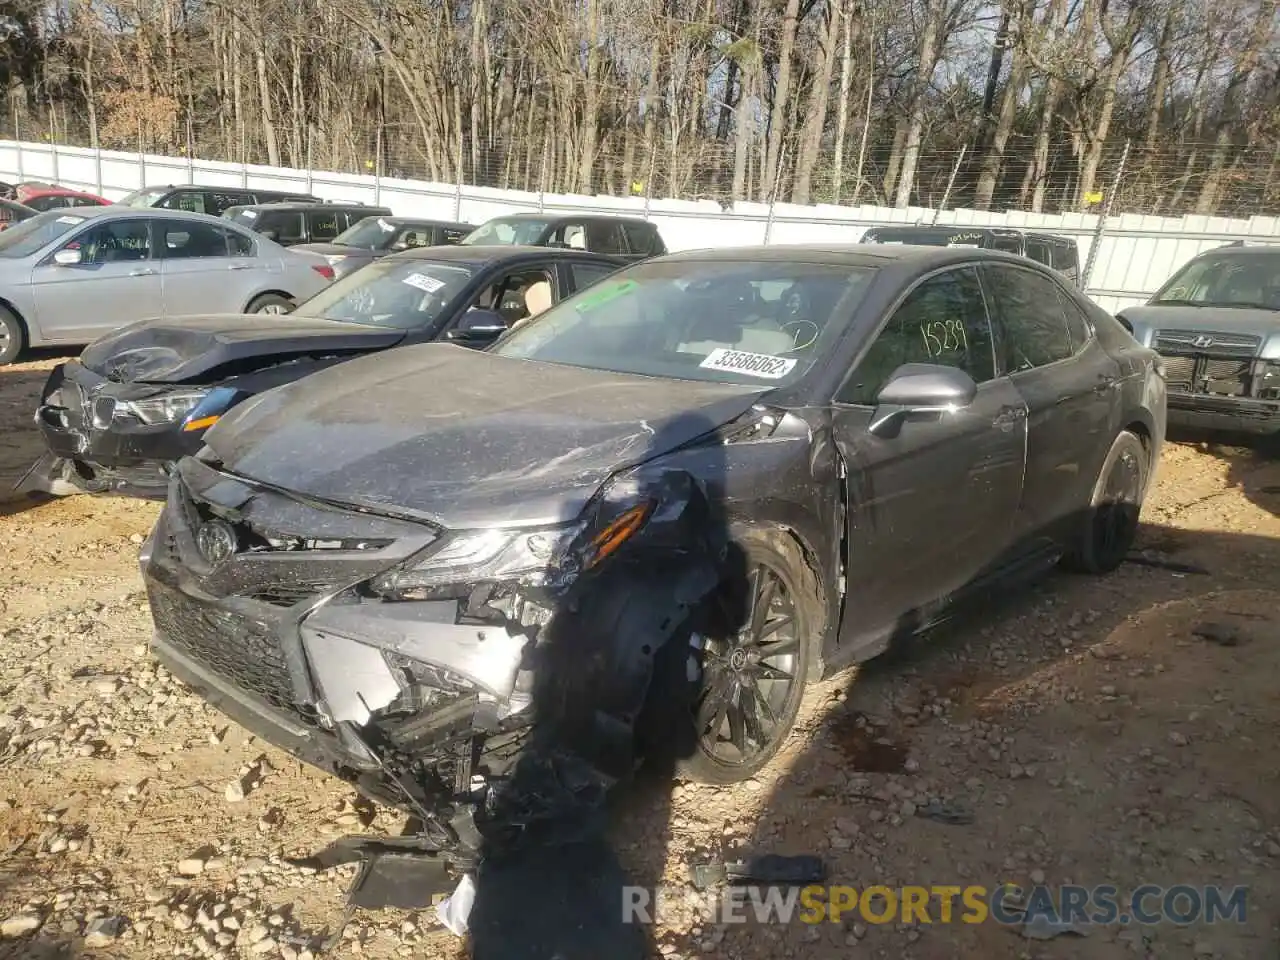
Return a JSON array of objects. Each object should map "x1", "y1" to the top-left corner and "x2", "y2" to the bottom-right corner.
[
  {"x1": 869, "y1": 363, "x2": 977, "y2": 436},
  {"x1": 53, "y1": 248, "x2": 83, "y2": 266},
  {"x1": 447, "y1": 308, "x2": 507, "y2": 345}
]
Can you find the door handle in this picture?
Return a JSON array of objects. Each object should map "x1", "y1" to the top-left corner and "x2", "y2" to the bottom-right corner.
[{"x1": 129, "y1": 267, "x2": 156, "y2": 277}]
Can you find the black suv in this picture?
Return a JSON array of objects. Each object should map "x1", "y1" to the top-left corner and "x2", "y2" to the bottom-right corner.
[
  {"x1": 223, "y1": 202, "x2": 395, "y2": 247},
  {"x1": 460, "y1": 213, "x2": 667, "y2": 261},
  {"x1": 861, "y1": 226, "x2": 1082, "y2": 286},
  {"x1": 117, "y1": 185, "x2": 322, "y2": 217}
]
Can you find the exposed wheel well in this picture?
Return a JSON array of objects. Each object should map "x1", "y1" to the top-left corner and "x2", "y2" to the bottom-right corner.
[
  {"x1": 244, "y1": 290, "x2": 295, "y2": 310},
  {"x1": 1124, "y1": 420, "x2": 1152, "y2": 455}
]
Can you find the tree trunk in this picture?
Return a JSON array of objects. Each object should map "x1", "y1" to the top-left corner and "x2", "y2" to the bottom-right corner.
[
  {"x1": 792, "y1": 0, "x2": 840, "y2": 203},
  {"x1": 894, "y1": 1, "x2": 942, "y2": 208},
  {"x1": 830, "y1": 0, "x2": 855, "y2": 203},
  {"x1": 761, "y1": 0, "x2": 800, "y2": 201},
  {"x1": 973, "y1": 45, "x2": 1024, "y2": 209}
]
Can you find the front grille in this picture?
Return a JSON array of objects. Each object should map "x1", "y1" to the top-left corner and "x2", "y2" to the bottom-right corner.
[
  {"x1": 244, "y1": 580, "x2": 341, "y2": 607},
  {"x1": 1155, "y1": 330, "x2": 1261, "y2": 359},
  {"x1": 149, "y1": 581, "x2": 300, "y2": 716}
]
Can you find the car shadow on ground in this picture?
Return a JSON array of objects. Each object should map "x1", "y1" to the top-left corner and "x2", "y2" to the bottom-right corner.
[
  {"x1": 0, "y1": 360, "x2": 65, "y2": 517},
  {"x1": 620, "y1": 516, "x2": 1280, "y2": 959}
]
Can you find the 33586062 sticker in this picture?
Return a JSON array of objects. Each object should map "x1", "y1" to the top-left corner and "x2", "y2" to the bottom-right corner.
[{"x1": 699, "y1": 347, "x2": 797, "y2": 380}]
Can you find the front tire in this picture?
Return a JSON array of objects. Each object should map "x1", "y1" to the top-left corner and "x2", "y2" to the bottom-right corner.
[
  {"x1": 643, "y1": 532, "x2": 816, "y2": 785},
  {"x1": 1062, "y1": 429, "x2": 1149, "y2": 574},
  {"x1": 246, "y1": 293, "x2": 295, "y2": 315},
  {"x1": 0, "y1": 307, "x2": 25, "y2": 365}
]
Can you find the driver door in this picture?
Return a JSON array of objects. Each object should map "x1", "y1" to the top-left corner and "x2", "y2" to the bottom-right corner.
[
  {"x1": 449, "y1": 264, "x2": 561, "y2": 337},
  {"x1": 830, "y1": 266, "x2": 1028, "y2": 651}
]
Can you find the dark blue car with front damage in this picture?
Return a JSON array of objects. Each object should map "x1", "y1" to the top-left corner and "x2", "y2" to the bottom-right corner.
[{"x1": 139, "y1": 244, "x2": 1166, "y2": 884}]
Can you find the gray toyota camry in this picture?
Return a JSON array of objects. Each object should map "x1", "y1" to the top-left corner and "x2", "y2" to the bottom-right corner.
[{"x1": 140, "y1": 244, "x2": 1166, "y2": 875}]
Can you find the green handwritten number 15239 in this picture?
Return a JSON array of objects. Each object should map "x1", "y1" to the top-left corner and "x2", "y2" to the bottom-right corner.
[{"x1": 920, "y1": 319, "x2": 969, "y2": 358}]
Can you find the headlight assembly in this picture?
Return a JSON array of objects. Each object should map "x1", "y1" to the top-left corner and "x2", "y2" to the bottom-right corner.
[{"x1": 118, "y1": 389, "x2": 211, "y2": 425}]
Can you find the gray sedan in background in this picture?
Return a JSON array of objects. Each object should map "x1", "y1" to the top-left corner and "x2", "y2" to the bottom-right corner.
[{"x1": 0, "y1": 207, "x2": 337, "y2": 365}]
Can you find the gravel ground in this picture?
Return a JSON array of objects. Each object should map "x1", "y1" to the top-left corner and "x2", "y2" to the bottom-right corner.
[{"x1": 2, "y1": 354, "x2": 1279, "y2": 960}]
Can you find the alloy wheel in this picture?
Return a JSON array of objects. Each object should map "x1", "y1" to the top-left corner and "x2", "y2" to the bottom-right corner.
[
  {"x1": 1094, "y1": 447, "x2": 1142, "y2": 563},
  {"x1": 690, "y1": 563, "x2": 800, "y2": 768},
  {"x1": 257, "y1": 303, "x2": 290, "y2": 315}
]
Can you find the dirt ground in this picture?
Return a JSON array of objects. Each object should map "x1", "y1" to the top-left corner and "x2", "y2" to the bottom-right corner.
[{"x1": 1, "y1": 353, "x2": 1278, "y2": 960}]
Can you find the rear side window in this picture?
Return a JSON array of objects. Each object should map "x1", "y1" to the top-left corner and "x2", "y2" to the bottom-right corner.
[
  {"x1": 1056, "y1": 288, "x2": 1093, "y2": 352},
  {"x1": 258, "y1": 211, "x2": 304, "y2": 244},
  {"x1": 621, "y1": 222, "x2": 661, "y2": 257},
  {"x1": 159, "y1": 219, "x2": 230, "y2": 258},
  {"x1": 1051, "y1": 242, "x2": 1080, "y2": 282},
  {"x1": 226, "y1": 229, "x2": 255, "y2": 257},
  {"x1": 307, "y1": 210, "x2": 341, "y2": 241},
  {"x1": 1025, "y1": 240, "x2": 1051, "y2": 266},
  {"x1": 160, "y1": 190, "x2": 205, "y2": 214},
  {"x1": 585, "y1": 221, "x2": 626, "y2": 255},
  {"x1": 983, "y1": 264, "x2": 1074, "y2": 371},
  {"x1": 569, "y1": 261, "x2": 620, "y2": 290},
  {"x1": 439, "y1": 227, "x2": 468, "y2": 244},
  {"x1": 205, "y1": 192, "x2": 251, "y2": 216}
]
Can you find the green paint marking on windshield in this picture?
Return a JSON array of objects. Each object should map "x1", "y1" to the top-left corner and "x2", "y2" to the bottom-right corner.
[{"x1": 574, "y1": 278, "x2": 638, "y2": 312}]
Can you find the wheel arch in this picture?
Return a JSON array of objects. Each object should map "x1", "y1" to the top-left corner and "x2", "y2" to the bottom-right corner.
[
  {"x1": 0, "y1": 296, "x2": 33, "y2": 346},
  {"x1": 244, "y1": 290, "x2": 295, "y2": 312}
]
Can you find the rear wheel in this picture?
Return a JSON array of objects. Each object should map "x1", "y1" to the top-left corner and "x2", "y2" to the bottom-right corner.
[
  {"x1": 643, "y1": 533, "x2": 814, "y2": 785},
  {"x1": 247, "y1": 293, "x2": 295, "y2": 315},
  {"x1": 1062, "y1": 430, "x2": 1148, "y2": 574},
  {"x1": 0, "y1": 307, "x2": 25, "y2": 365}
]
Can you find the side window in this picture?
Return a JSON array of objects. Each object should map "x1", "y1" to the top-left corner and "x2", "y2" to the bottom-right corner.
[
  {"x1": 1055, "y1": 288, "x2": 1093, "y2": 352},
  {"x1": 307, "y1": 210, "x2": 341, "y2": 241},
  {"x1": 620, "y1": 222, "x2": 658, "y2": 257},
  {"x1": 839, "y1": 267, "x2": 996, "y2": 405},
  {"x1": 1051, "y1": 242, "x2": 1080, "y2": 282},
  {"x1": 207, "y1": 193, "x2": 248, "y2": 216},
  {"x1": 990, "y1": 236, "x2": 1023, "y2": 255},
  {"x1": 395, "y1": 227, "x2": 431, "y2": 249},
  {"x1": 549, "y1": 222, "x2": 589, "y2": 250},
  {"x1": 569, "y1": 261, "x2": 620, "y2": 290},
  {"x1": 161, "y1": 191, "x2": 204, "y2": 214},
  {"x1": 159, "y1": 219, "x2": 230, "y2": 259},
  {"x1": 472, "y1": 268, "x2": 556, "y2": 327},
  {"x1": 585, "y1": 221, "x2": 626, "y2": 255},
  {"x1": 62, "y1": 219, "x2": 152, "y2": 264},
  {"x1": 1025, "y1": 241, "x2": 1052, "y2": 266},
  {"x1": 225, "y1": 228, "x2": 255, "y2": 257},
  {"x1": 984, "y1": 265, "x2": 1074, "y2": 371},
  {"x1": 258, "y1": 212, "x2": 304, "y2": 244},
  {"x1": 439, "y1": 227, "x2": 468, "y2": 244}
]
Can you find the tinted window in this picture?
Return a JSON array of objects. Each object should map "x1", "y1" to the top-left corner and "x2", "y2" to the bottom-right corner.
[
  {"x1": 64, "y1": 219, "x2": 151, "y2": 264},
  {"x1": 990, "y1": 235, "x2": 1023, "y2": 254},
  {"x1": 548, "y1": 222, "x2": 589, "y2": 250},
  {"x1": 585, "y1": 221, "x2": 626, "y2": 255},
  {"x1": 1050, "y1": 242, "x2": 1078, "y2": 272},
  {"x1": 307, "y1": 210, "x2": 341, "y2": 241},
  {"x1": 163, "y1": 191, "x2": 206, "y2": 215},
  {"x1": 159, "y1": 220, "x2": 230, "y2": 259},
  {"x1": 1025, "y1": 241, "x2": 1051, "y2": 266},
  {"x1": 257, "y1": 211, "x2": 304, "y2": 244},
  {"x1": 72, "y1": 197, "x2": 104, "y2": 208},
  {"x1": 439, "y1": 227, "x2": 469, "y2": 244},
  {"x1": 840, "y1": 267, "x2": 995, "y2": 405},
  {"x1": 984, "y1": 265, "x2": 1074, "y2": 371},
  {"x1": 570, "y1": 261, "x2": 619, "y2": 290},
  {"x1": 1056, "y1": 288, "x2": 1092, "y2": 352},
  {"x1": 206, "y1": 192, "x2": 251, "y2": 216},
  {"x1": 621, "y1": 222, "x2": 659, "y2": 256}
]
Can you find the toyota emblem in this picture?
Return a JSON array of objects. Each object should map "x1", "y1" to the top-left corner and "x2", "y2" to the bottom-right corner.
[
  {"x1": 1191, "y1": 335, "x2": 1214, "y2": 348},
  {"x1": 195, "y1": 519, "x2": 239, "y2": 566}
]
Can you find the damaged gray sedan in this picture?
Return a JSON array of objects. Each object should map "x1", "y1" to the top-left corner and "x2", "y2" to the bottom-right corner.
[{"x1": 140, "y1": 244, "x2": 1165, "y2": 883}]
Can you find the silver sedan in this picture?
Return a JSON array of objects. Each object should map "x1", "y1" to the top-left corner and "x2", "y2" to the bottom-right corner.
[{"x1": 0, "y1": 206, "x2": 336, "y2": 365}]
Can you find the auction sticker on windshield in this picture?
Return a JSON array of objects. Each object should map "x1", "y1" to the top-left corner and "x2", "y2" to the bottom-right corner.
[
  {"x1": 403, "y1": 272, "x2": 445, "y2": 293},
  {"x1": 699, "y1": 347, "x2": 796, "y2": 379},
  {"x1": 55, "y1": 216, "x2": 85, "y2": 225}
]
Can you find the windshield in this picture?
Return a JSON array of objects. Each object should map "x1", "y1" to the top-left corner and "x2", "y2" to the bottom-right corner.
[
  {"x1": 333, "y1": 217, "x2": 434, "y2": 252},
  {"x1": 294, "y1": 258, "x2": 476, "y2": 330},
  {"x1": 460, "y1": 217, "x2": 550, "y2": 246},
  {"x1": 0, "y1": 211, "x2": 89, "y2": 258},
  {"x1": 1151, "y1": 252, "x2": 1280, "y2": 310},
  {"x1": 491, "y1": 260, "x2": 875, "y2": 386},
  {"x1": 116, "y1": 187, "x2": 170, "y2": 209}
]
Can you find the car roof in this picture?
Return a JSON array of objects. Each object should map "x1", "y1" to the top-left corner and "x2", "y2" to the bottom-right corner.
[
  {"x1": 863, "y1": 224, "x2": 1074, "y2": 244},
  {"x1": 374, "y1": 216, "x2": 473, "y2": 228},
  {"x1": 228, "y1": 202, "x2": 389, "y2": 212},
  {"x1": 385, "y1": 244, "x2": 627, "y2": 267},
  {"x1": 655, "y1": 243, "x2": 1040, "y2": 269},
  {"x1": 37, "y1": 206, "x2": 251, "y2": 227},
  {"x1": 483, "y1": 211, "x2": 653, "y2": 227},
  {"x1": 1194, "y1": 244, "x2": 1280, "y2": 259}
]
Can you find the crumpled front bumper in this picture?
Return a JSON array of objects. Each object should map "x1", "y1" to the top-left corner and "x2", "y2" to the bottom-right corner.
[
  {"x1": 1166, "y1": 391, "x2": 1280, "y2": 438},
  {"x1": 142, "y1": 456, "x2": 726, "y2": 871},
  {"x1": 23, "y1": 361, "x2": 205, "y2": 498}
]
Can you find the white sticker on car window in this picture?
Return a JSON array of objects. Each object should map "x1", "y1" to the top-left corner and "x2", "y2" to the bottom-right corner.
[
  {"x1": 403, "y1": 272, "x2": 445, "y2": 293},
  {"x1": 376, "y1": 218, "x2": 395, "y2": 232},
  {"x1": 241, "y1": 209, "x2": 258, "y2": 219},
  {"x1": 56, "y1": 215, "x2": 85, "y2": 225},
  {"x1": 699, "y1": 347, "x2": 796, "y2": 380}
]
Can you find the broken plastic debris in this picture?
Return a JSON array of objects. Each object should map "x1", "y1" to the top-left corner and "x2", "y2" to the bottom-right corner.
[
  {"x1": 914, "y1": 800, "x2": 974, "y2": 824},
  {"x1": 436, "y1": 873, "x2": 476, "y2": 937},
  {"x1": 689, "y1": 854, "x2": 826, "y2": 890},
  {"x1": 1020, "y1": 915, "x2": 1090, "y2": 940}
]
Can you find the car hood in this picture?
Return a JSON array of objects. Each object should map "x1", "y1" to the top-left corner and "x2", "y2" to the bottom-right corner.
[
  {"x1": 1120, "y1": 304, "x2": 1280, "y2": 358},
  {"x1": 79, "y1": 314, "x2": 408, "y2": 384},
  {"x1": 204, "y1": 342, "x2": 771, "y2": 528}
]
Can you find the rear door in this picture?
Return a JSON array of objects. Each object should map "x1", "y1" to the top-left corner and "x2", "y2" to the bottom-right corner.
[
  {"x1": 981, "y1": 262, "x2": 1118, "y2": 547},
  {"x1": 305, "y1": 209, "x2": 343, "y2": 243},
  {"x1": 158, "y1": 218, "x2": 264, "y2": 315},
  {"x1": 832, "y1": 265, "x2": 1028, "y2": 641}
]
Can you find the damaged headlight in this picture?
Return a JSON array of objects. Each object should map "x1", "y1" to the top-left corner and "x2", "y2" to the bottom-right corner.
[
  {"x1": 367, "y1": 499, "x2": 656, "y2": 600},
  {"x1": 117, "y1": 386, "x2": 236, "y2": 430}
]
